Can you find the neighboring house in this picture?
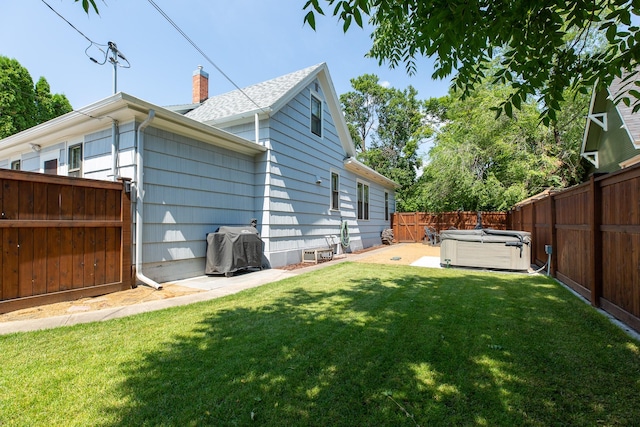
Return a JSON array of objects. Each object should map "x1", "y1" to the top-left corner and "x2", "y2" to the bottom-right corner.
[
  {"x1": 581, "y1": 75, "x2": 640, "y2": 174},
  {"x1": 0, "y1": 63, "x2": 398, "y2": 284}
]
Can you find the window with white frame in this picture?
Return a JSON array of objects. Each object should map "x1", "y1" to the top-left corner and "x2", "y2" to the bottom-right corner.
[
  {"x1": 10, "y1": 160, "x2": 20, "y2": 170},
  {"x1": 330, "y1": 171, "x2": 340, "y2": 210},
  {"x1": 68, "y1": 144, "x2": 82, "y2": 177},
  {"x1": 357, "y1": 181, "x2": 369, "y2": 220},
  {"x1": 310, "y1": 93, "x2": 322, "y2": 137}
]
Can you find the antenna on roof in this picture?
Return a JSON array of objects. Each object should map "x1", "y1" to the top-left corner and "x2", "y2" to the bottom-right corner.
[{"x1": 89, "y1": 41, "x2": 131, "y2": 94}]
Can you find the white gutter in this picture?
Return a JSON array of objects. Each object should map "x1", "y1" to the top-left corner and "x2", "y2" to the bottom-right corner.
[{"x1": 134, "y1": 110, "x2": 162, "y2": 290}]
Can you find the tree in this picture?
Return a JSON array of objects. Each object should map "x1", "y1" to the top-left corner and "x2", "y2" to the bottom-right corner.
[
  {"x1": 341, "y1": 75, "x2": 432, "y2": 210},
  {"x1": 0, "y1": 56, "x2": 73, "y2": 138},
  {"x1": 303, "y1": 0, "x2": 640, "y2": 124},
  {"x1": 75, "y1": 0, "x2": 99, "y2": 14},
  {"x1": 340, "y1": 74, "x2": 387, "y2": 152},
  {"x1": 35, "y1": 77, "x2": 72, "y2": 124},
  {"x1": 0, "y1": 56, "x2": 37, "y2": 138},
  {"x1": 414, "y1": 80, "x2": 588, "y2": 212}
]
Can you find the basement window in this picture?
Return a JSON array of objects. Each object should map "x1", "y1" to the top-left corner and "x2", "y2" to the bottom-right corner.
[{"x1": 10, "y1": 160, "x2": 20, "y2": 170}]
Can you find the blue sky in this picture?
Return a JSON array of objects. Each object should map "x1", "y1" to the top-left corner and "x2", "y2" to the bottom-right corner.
[{"x1": 1, "y1": 0, "x2": 451, "y2": 110}]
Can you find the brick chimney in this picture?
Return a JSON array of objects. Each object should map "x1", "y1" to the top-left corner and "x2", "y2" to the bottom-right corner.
[{"x1": 192, "y1": 65, "x2": 209, "y2": 103}]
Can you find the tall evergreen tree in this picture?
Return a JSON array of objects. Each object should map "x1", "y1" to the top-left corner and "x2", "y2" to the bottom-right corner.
[{"x1": 0, "y1": 56, "x2": 72, "y2": 138}]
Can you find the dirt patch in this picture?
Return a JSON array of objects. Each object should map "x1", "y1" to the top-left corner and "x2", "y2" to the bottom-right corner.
[
  {"x1": 354, "y1": 242, "x2": 440, "y2": 265},
  {"x1": 0, "y1": 284, "x2": 204, "y2": 323},
  {"x1": 0, "y1": 243, "x2": 440, "y2": 323}
]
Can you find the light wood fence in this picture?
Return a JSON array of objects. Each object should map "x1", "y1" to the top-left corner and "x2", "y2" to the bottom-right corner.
[{"x1": 391, "y1": 211, "x2": 508, "y2": 243}]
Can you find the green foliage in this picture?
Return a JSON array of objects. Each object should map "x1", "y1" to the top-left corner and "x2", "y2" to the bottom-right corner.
[
  {"x1": 0, "y1": 56, "x2": 37, "y2": 138},
  {"x1": 416, "y1": 80, "x2": 588, "y2": 212},
  {"x1": 340, "y1": 74, "x2": 387, "y2": 151},
  {"x1": 35, "y1": 77, "x2": 73, "y2": 124},
  {"x1": 303, "y1": 0, "x2": 640, "y2": 124},
  {"x1": 0, "y1": 56, "x2": 72, "y2": 139},
  {"x1": 74, "y1": 0, "x2": 99, "y2": 15},
  {"x1": 340, "y1": 75, "x2": 432, "y2": 210}
]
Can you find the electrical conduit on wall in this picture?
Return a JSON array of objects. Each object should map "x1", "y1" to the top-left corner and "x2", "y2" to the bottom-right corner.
[{"x1": 134, "y1": 110, "x2": 163, "y2": 290}]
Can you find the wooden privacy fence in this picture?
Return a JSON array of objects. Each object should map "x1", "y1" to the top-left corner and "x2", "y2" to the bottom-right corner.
[
  {"x1": 391, "y1": 211, "x2": 508, "y2": 242},
  {"x1": 508, "y1": 166, "x2": 640, "y2": 333},
  {"x1": 0, "y1": 169, "x2": 132, "y2": 314}
]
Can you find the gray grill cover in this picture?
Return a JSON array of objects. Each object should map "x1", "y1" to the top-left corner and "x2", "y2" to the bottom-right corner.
[{"x1": 205, "y1": 226, "x2": 263, "y2": 275}]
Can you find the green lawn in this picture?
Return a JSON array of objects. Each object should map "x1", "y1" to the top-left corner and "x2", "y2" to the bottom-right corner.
[{"x1": 1, "y1": 262, "x2": 639, "y2": 426}]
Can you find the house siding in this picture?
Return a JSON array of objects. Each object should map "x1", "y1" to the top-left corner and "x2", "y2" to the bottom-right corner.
[
  {"x1": 138, "y1": 126, "x2": 258, "y2": 281},
  {"x1": 584, "y1": 89, "x2": 640, "y2": 175},
  {"x1": 84, "y1": 121, "x2": 136, "y2": 181},
  {"x1": 0, "y1": 66, "x2": 396, "y2": 282},
  {"x1": 598, "y1": 104, "x2": 640, "y2": 173},
  {"x1": 218, "y1": 78, "x2": 395, "y2": 266}
]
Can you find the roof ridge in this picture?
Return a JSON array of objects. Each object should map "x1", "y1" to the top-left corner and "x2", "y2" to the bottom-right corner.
[
  {"x1": 210, "y1": 63, "x2": 324, "y2": 101},
  {"x1": 184, "y1": 63, "x2": 325, "y2": 123}
]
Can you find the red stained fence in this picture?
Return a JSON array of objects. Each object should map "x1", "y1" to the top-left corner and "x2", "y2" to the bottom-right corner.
[
  {"x1": 508, "y1": 167, "x2": 640, "y2": 333},
  {"x1": 391, "y1": 211, "x2": 508, "y2": 243},
  {"x1": 0, "y1": 170, "x2": 132, "y2": 314}
]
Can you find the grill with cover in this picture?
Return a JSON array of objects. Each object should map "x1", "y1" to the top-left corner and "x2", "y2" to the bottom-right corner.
[{"x1": 205, "y1": 226, "x2": 263, "y2": 277}]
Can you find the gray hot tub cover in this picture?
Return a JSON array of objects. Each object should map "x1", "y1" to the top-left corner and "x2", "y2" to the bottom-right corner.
[{"x1": 439, "y1": 229, "x2": 531, "y2": 245}]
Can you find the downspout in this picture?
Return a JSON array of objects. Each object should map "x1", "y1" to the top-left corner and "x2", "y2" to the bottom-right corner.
[
  {"x1": 134, "y1": 110, "x2": 162, "y2": 289},
  {"x1": 255, "y1": 112, "x2": 260, "y2": 144},
  {"x1": 111, "y1": 120, "x2": 119, "y2": 181}
]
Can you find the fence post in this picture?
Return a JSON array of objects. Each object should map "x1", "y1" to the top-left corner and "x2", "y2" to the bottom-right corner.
[
  {"x1": 119, "y1": 178, "x2": 133, "y2": 288},
  {"x1": 549, "y1": 192, "x2": 557, "y2": 277},
  {"x1": 589, "y1": 175, "x2": 603, "y2": 307},
  {"x1": 530, "y1": 200, "x2": 537, "y2": 266}
]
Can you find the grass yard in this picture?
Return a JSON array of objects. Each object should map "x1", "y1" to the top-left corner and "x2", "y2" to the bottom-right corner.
[{"x1": 1, "y1": 262, "x2": 639, "y2": 426}]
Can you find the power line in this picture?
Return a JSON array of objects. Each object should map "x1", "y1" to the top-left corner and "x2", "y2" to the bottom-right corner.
[
  {"x1": 40, "y1": 0, "x2": 130, "y2": 94},
  {"x1": 146, "y1": 0, "x2": 268, "y2": 114},
  {"x1": 40, "y1": 0, "x2": 110, "y2": 64},
  {"x1": 40, "y1": 0, "x2": 103, "y2": 47}
]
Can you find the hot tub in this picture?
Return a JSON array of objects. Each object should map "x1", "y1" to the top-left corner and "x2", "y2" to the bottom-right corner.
[{"x1": 439, "y1": 229, "x2": 531, "y2": 271}]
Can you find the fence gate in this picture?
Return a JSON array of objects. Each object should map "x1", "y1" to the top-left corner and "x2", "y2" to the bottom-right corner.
[{"x1": 0, "y1": 170, "x2": 132, "y2": 314}]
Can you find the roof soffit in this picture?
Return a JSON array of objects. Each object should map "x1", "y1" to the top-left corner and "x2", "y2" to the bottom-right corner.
[{"x1": 0, "y1": 93, "x2": 265, "y2": 156}]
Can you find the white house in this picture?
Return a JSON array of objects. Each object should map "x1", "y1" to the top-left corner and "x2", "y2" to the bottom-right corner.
[{"x1": 0, "y1": 63, "x2": 397, "y2": 284}]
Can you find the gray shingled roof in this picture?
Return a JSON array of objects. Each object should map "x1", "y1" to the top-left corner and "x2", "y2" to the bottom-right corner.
[{"x1": 185, "y1": 63, "x2": 324, "y2": 124}]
